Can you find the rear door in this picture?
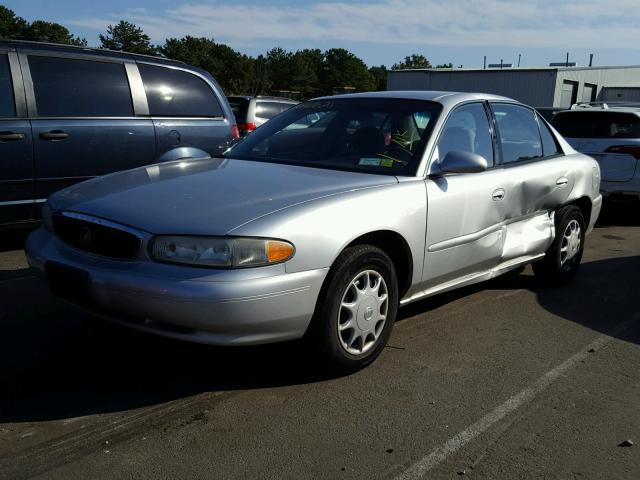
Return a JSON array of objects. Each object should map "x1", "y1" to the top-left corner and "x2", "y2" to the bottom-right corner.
[
  {"x1": 0, "y1": 49, "x2": 34, "y2": 225},
  {"x1": 490, "y1": 103, "x2": 573, "y2": 260},
  {"x1": 20, "y1": 50, "x2": 156, "y2": 199},
  {"x1": 137, "y1": 63, "x2": 233, "y2": 159}
]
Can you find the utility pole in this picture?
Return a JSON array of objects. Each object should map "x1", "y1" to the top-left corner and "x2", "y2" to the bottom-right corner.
[{"x1": 517, "y1": 53, "x2": 521, "y2": 68}]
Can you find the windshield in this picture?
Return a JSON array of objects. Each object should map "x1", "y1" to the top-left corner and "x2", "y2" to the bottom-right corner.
[{"x1": 224, "y1": 98, "x2": 442, "y2": 175}]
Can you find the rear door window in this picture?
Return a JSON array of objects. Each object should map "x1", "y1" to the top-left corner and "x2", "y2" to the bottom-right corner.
[
  {"x1": 537, "y1": 115, "x2": 561, "y2": 157},
  {"x1": 139, "y1": 64, "x2": 223, "y2": 117},
  {"x1": 552, "y1": 111, "x2": 640, "y2": 138},
  {"x1": 0, "y1": 54, "x2": 15, "y2": 118},
  {"x1": 28, "y1": 56, "x2": 133, "y2": 117},
  {"x1": 492, "y1": 103, "x2": 543, "y2": 163},
  {"x1": 255, "y1": 101, "x2": 292, "y2": 120}
]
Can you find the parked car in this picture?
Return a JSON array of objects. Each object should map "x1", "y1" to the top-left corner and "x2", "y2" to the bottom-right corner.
[
  {"x1": 551, "y1": 103, "x2": 640, "y2": 201},
  {"x1": 0, "y1": 40, "x2": 238, "y2": 229},
  {"x1": 26, "y1": 91, "x2": 602, "y2": 372},
  {"x1": 227, "y1": 95, "x2": 298, "y2": 136}
]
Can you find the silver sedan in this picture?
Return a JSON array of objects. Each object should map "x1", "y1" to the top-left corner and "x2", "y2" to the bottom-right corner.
[{"x1": 26, "y1": 91, "x2": 602, "y2": 372}]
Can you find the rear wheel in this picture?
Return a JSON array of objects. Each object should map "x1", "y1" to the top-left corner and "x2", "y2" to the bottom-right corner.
[
  {"x1": 308, "y1": 245, "x2": 398, "y2": 373},
  {"x1": 533, "y1": 205, "x2": 585, "y2": 285}
]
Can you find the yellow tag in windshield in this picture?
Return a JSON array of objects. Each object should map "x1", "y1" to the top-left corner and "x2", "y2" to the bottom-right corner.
[{"x1": 379, "y1": 158, "x2": 394, "y2": 167}]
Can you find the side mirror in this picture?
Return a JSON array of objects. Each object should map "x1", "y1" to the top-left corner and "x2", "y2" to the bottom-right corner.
[{"x1": 436, "y1": 150, "x2": 488, "y2": 175}]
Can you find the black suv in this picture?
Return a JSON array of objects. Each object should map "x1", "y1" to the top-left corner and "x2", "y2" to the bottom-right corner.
[{"x1": 0, "y1": 40, "x2": 238, "y2": 228}]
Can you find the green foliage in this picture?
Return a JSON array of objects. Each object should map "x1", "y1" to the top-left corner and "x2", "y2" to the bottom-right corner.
[
  {"x1": 0, "y1": 5, "x2": 27, "y2": 38},
  {"x1": 392, "y1": 54, "x2": 432, "y2": 70},
  {"x1": 435, "y1": 62, "x2": 454, "y2": 68},
  {"x1": 321, "y1": 48, "x2": 375, "y2": 94},
  {"x1": 26, "y1": 20, "x2": 87, "y2": 46},
  {"x1": 99, "y1": 20, "x2": 155, "y2": 54},
  {"x1": 368, "y1": 65, "x2": 388, "y2": 91},
  {"x1": 0, "y1": 6, "x2": 86, "y2": 45},
  {"x1": 161, "y1": 36, "x2": 255, "y2": 95}
]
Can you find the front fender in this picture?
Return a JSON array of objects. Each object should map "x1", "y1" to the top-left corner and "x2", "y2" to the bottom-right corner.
[
  {"x1": 230, "y1": 180, "x2": 427, "y2": 287},
  {"x1": 156, "y1": 147, "x2": 211, "y2": 163}
]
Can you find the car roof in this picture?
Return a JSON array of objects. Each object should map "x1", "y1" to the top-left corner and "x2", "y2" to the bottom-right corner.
[
  {"x1": 312, "y1": 90, "x2": 516, "y2": 107},
  {"x1": 555, "y1": 103, "x2": 640, "y2": 115},
  {"x1": 0, "y1": 39, "x2": 186, "y2": 67}
]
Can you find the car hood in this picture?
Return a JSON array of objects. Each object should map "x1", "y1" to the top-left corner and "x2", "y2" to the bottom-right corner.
[{"x1": 49, "y1": 158, "x2": 398, "y2": 235}]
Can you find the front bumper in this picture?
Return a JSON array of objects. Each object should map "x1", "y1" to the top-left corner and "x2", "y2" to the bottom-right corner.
[{"x1": 26, "y1": 227, "x2": 328, "y2": 346}]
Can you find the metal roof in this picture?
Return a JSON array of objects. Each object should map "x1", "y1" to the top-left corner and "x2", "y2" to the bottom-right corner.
[{"x1": 390, "y1": 65, "x2": 640, "y2": 74}]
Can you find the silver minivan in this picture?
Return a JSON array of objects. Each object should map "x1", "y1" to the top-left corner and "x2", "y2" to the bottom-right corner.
[{"x1": 227, "y1": 96, "x2": 299, "y2": 136}]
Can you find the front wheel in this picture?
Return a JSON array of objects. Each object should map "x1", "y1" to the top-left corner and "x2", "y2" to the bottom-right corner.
[
  {"x1": 308, "y1": 245, "x2": 398, "y2": 373},
  {"x1": 533, "y1": 205, "x2": 586, "y2": 285}
]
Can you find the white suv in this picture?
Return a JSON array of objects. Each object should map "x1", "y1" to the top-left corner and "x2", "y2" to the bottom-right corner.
[{"x1": 552, "y1": 103, "x2": 640, "y2": 201}]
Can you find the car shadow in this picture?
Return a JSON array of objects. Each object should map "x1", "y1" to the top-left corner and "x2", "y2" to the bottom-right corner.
[
  {"x1": 596, "y1": 198, "x2": 640, "y2": 227},
  {"x1": 1, "y1": 255, "x2": 639, "y2": 423},
  {"x1": 0, "y1": 228, "x2": 34, "y2": 253}
]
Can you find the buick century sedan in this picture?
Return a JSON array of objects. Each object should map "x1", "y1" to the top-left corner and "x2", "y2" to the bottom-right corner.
[{"x1": 26, "y1": 91, "x2": 602, "y2": 372}]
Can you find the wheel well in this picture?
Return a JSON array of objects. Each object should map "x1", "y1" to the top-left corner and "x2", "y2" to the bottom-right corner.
[
  {"x1": 346, "y1": 231, "x2": 413, "y2": 297},
  {"x1": 567, "y1": 196, "x2": 592, "y2": 224}
]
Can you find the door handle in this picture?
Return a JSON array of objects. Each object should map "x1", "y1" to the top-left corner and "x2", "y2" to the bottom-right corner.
[
  {"x1": 0, "y1": 131, "x2": 25, "y2": 142},
  {"x1": 39, "y1": 130, "x2": 69, "y2": 141},
  {"x1": 556, "y1": 177, "x2": 569, "y2": 187},
  {"x1": 492, "y1": 188, "x2": 506, "y2": 201}
]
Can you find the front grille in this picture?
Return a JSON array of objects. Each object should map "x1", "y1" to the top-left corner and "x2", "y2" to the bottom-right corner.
[{"x1": 53, "y1": 214, "x2": 141, "y2": 259}]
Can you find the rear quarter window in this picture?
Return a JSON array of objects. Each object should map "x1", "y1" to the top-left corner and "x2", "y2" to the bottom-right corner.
[
  {"x1": 552, "y1": 111, "x2": 640, "y2": 139},
  {"x1": 255, "y1": 101, "x2": 294, "y2": 120},
  {"x1": 139, "y1": 63, "x2": 223, "y2": 118}
]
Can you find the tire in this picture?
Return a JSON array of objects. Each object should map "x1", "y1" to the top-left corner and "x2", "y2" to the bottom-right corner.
[
  {"x1": 308, "y1": 245, "x2": 399, "y2": 373},
  {"x1": 533, "y1": 205, "x2": 586, "y2": 285}
]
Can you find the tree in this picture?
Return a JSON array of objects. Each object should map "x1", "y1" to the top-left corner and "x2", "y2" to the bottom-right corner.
[
  {"x1": 368, "y1": 65, "x2": 388, "y2": 91},
  {"x1": 0, "y1": 6, "x2": 28, "y2": 39},
  {"x1": 0, "y1": 6, "x2": 86, "y2": 45},
  {"x1": 321, "y1": 48, "x2": 375, "y2": 95},
  {"x1": 99, "y1": 21, "x2": 156, "y2": 54},
  {"x1": 26, "y1": 20, "x2": 87, "y2": 46},
  {"x1": 435, "y1": 62, "x2": 453, "y2": 69},
  {"x1": 392, "y1": 54, "x2": 432, "y2": 70},
  {"x1": 161, "y1": 36, "x2": 254, "y2": 95}
]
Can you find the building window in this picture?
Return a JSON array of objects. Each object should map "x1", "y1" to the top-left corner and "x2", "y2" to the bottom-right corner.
[
  {"x1": 560, "y1": 80, "x2": 579, "y2": 109},
  {"x1": 582, "y1": 83, "x2": 597, "y2": 103}
]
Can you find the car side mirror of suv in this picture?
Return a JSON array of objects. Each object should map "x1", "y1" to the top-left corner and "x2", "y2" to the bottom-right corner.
[{"x1": 435, "y1": 150, "x2": 488, "y2": 175}]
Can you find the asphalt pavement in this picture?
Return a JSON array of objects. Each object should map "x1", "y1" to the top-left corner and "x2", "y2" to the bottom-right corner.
[{"x1": 1, "y1": 203, "x2": 639, "y2": 479}]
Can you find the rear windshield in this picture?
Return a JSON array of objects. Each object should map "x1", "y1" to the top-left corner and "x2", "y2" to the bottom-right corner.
[
  {"x1": 552, "y1": 111, "x2": 640, "y2": 139},
  {"x1": 225, "y1": 97, "x2": 442, "y2": 176},
  {"x1": 227, "y1": 97, "x2": 249, "y2": 123}
]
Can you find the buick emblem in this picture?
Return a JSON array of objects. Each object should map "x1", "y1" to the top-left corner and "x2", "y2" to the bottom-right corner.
[{"x1": 79, "y1": 226, "x2": 93, "y2": 247}]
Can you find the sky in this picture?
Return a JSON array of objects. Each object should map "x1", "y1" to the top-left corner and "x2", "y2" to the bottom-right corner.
[{"x1": 5, "y1": 0, "x2": 640, "y2": 68}]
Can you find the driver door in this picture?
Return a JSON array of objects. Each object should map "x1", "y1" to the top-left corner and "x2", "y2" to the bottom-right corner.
[{"x1": 422, "y1": 102, "x2": 513, "y2": 288}]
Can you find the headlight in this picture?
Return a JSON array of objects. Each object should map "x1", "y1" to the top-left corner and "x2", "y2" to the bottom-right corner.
[{"x1": 149, "y1": 236, "x2": 295, "y2": 268}]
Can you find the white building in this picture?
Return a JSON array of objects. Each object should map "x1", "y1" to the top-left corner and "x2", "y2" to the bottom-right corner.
[{"x1": 387, "y1": 66, "x2": 640, "y2": 109}]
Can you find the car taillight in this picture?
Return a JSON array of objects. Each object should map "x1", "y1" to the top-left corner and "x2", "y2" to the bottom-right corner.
[
  {"x1": 231, "y1": 125, "x2": 240, "y2": 140},
  {"x1": 604, "y1": 145, "x2": 640, "y2": 159},
  {"x1": 238, "y1": 123, "x2": 257, "y2": 133}
]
